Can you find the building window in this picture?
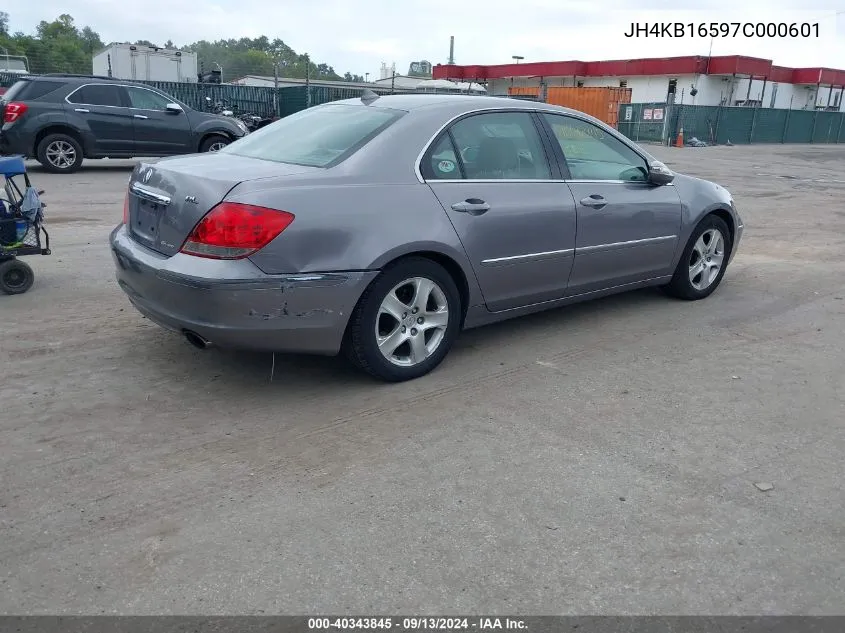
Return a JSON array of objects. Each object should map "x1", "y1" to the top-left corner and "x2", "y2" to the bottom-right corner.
[
  {"x1": 667, "y1": 79, "x2": 677, "y2": 95},
  {"x1": 619, "y1": 80, "x2": 627, "y2": 88}
]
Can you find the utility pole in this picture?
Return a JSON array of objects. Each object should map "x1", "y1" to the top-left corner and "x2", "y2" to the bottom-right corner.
[
  {"x1": 391, "y1": 69, "x2": 395, "y2": 94},
  {"x1": 304, "y1": 53, "x2": 311, "y2": 108},
  {"x1": 448, "y1": 36, "x2": 455, "y2": 65}
]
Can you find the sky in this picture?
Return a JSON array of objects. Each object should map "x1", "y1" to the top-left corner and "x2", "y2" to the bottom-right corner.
[{"x1": 8, "y1": 0, "x2": 845, "y2": 78}]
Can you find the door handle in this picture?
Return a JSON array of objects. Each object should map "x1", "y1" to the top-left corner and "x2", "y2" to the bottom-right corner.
[
  {"x1": 451, "y1": 198, "x2": 490, "y2": 215},
  {"x1": 580, "y1": 194, "x2": 607, "y2": 209},
  {"x1": 74, "y1": 108, "x2": 90, "y2": 113},
  {"x1": 133, "y1": 114, "x2": 149, "y2": 119}
]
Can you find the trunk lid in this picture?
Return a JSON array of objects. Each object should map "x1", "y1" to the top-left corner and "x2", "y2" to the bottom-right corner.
[{"x1": 126, "y1": 153, "x2": 317, "y2": 256}]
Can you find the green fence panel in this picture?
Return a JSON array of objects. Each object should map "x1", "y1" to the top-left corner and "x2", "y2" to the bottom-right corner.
[
  {"x1": 617, "y1": 102, "x2": 667, "y2": 143},
  {"x1": 750, "y1": 108, "x2": 788, "y2": 143},
  {"x1": 713, "y1": 107, "x2": 754, "y2": 144},
  {"x1": 783, "y1": 110, "x2": 814, "y2": 143},
  {"x1": 811, "y1": 111, "x2": 838, "y2": 143},
  {"x1": 674, "y1": 105, "x2": 721, "y2": 144},
  {"x1": 838, "y1": 115, "x2": 845, "y2": 143}
]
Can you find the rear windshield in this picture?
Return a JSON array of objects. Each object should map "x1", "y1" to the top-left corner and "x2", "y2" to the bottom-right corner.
[
  {"x1": 220, "y1": 103, "x2": 404, "y2": 168},
  {"x1": 1, "y1": 79, "x2": 66, "y2": 102}
]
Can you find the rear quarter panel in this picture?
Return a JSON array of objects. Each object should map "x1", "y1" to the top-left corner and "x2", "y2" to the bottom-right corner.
[
  {"x1": 238, "y1": 179, "x2": 483, "y2": 307},
  {"x1": 188, "y1": 112, "x2": 247, "y2": 147}
]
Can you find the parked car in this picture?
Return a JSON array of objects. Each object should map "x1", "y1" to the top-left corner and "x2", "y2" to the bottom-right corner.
[
  {"x1": 110, "y1": 93, "x2": 743, "y2": 382},
  {"x1": 0, "y1": 74, "x2": 249, "y2": 173}
]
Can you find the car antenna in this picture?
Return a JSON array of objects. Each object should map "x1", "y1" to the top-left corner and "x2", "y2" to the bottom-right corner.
[{"x1": 361, "y1": 89, "x2": 380, "y2": 105}]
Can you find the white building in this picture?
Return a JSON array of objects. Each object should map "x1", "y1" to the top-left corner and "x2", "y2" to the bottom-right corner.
[{"x1": 434, "y1": 55, "x2": 845, "y2": 111}]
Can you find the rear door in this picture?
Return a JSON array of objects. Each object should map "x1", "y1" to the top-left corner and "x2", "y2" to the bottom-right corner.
[
  {"x1": 124, "y1": 86, "x2": 193, "y2": 156},
  {"x1": 538, "y1": 113, "x2": 683, "y2": 296},
  {"x1": 423, "y1": 110, "x2": 577, "y2": 313},
  {"x1": 65, "y1": 83, "x2": 133, "y2": 154}
]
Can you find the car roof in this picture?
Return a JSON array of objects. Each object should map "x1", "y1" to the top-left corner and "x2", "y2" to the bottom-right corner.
[{"x1": 328, "y1": 93, "x2": 586, "y2": 117}]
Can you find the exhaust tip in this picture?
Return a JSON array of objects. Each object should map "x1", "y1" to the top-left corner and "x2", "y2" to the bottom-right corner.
[{"x1": 184, "y1": 330, "x2": 211, "y2": 349}]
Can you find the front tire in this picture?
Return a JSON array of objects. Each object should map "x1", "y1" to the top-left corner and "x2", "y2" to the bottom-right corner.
[
  {"x1": 200, "y1": 135, "x2": 230, "y2": 153},
  {"x1": 664, "y1": 214, "x2": 732, "y2": 300},
  {"x1": 345, "y1": 257, "x2": 462, "y2": 382},
  {"x1": 0, "y1": 259, "x2": 35, "y2": 295},
  {"x1": 36, "y1": 134, "x2": 84, "y2": 174}
]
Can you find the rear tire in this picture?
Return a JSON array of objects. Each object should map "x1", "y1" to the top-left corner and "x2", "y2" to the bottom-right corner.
[
  {"x1": 664, "y1": 214, "x2": 732, "y2": 300},
  {"x1": 345, "y1": 257, "x2": 462, "y2": 382},
  {"x1": 0, "y1": 259, "x2": 35, "y2": 295},
  {"x1": 200, "y1": 135, "x2": 230, "y2": 153},
  {"x1": 36, "y1": 133, "x2": 84, "y2": 174}
]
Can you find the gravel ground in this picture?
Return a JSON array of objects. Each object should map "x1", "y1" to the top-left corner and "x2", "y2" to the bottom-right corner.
[{"x1": 1, "y1": 144, "x2": 844, "y2": 615}]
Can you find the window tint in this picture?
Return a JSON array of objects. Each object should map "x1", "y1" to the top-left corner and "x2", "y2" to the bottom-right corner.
[
  {"x1": 447, "y1": 111, "x2": 550, "y2": 180},
  {"x1": 221, "y1": 104, "x2": 403, "y2": 168},
  {"x1": 127, "y1": 87, "x2": 171, "y2": 110},
  {"x1": 423, "y1": 134, "x2": 462, "y2": 180},
  {"x1": 542, "y1": 114, "x2": 648, "y2": 182},
  {"x1": 67, "y1": 84, "x2": 124, "y2": 107},
  {"x1": 18, "y1": 80, "x2": 67, "y2": 101}
]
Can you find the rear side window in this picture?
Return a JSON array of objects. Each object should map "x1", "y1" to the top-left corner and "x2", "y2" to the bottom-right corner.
[
  {"x1": 1, "y1": 80, "x2": 29, "y2": 102},
  {"x1": 67, "y1": 84, "x2": 125, "y2": 107},
  {"x1": 221, "y1": 103, "x2": 404, "y2": 168}
]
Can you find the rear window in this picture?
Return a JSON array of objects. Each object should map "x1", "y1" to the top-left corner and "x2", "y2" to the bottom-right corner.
[
  {"x1": 1, "y1": 80, "x2": 29, "y2": 103},
  {"x1": 220, "y1": 103, "x2": 404, "y2": 168}
]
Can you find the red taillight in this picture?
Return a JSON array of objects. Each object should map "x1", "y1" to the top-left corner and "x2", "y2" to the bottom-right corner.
[
  {"x1": 180, "y1": 202, "x2": 295, "y2": 260},
  {"x1": 123, "y1": 190, "x2": 129, "y2": 225},
  {"x1": 3, "y1": 102, "x2": 28, "y2": 124}
]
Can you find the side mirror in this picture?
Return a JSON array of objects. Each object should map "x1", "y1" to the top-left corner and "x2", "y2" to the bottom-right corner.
[
  {"x1": 165, "y1": 103, "x2": 183, "y2": 114},
  {"x1": 647, "y1": 160, "x2": 674, "y2": 186}
]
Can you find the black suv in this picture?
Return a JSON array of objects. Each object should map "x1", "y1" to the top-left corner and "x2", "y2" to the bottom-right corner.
[{"x1": 0, "y1": 74, "x2": 249, "y2": 173}]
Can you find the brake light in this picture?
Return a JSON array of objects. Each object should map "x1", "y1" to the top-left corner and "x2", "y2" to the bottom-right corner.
[
  {"x1": 3, "y1": 102, "x2": 28, "y2": 124},
  {"x1": 180, "y1": 202, "x2": 295, "y2": 259},
  {"x1": 123, "y1": 190, "x2": 129, "y2": 225}
]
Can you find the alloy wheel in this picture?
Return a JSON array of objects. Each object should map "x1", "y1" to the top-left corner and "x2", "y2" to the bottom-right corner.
[
  {"x1": 375, "y1": 276, "x2": 450, "y2": 367},
  {"x1": 688, "y1": 228, "x2": 725, "y2": 291},
  {"x1": 45, "y1": 140, "x2": 77, "y2": 170}
]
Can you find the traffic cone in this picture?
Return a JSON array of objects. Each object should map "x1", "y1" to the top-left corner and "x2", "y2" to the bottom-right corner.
[{"x1": 675, "y1": 127, "x2": 684, "y2": 147}]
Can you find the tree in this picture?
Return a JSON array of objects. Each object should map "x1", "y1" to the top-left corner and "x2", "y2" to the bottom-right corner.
[{"x1": 0, "y1": 13, "x2": 364, "y2": 83}]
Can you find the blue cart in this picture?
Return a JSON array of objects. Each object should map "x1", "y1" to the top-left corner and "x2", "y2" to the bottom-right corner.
[{"x1": 0, "y1": 155, "x2": 50, "y2": 295}]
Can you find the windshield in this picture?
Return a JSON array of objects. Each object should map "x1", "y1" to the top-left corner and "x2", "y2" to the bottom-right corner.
[
  {"x1": 0, "y1": 59, "x2": 27, "y2": 72},
  {"x1": 220, "y1": 103, "x2": 404, "y2": 168}
]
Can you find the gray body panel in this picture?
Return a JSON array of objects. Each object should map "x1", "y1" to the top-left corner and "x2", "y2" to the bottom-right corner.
[{"x1": 110, "y1": 94, "x2": 744, "y2": 356}]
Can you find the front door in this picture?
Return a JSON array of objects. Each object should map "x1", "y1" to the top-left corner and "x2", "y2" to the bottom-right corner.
[
  {"x1": 125, "y1": 86, "x2": 193, "y2": 156},
  {"x1": 65, "y1": 83, "x2": 134, "y2": 154},
  {"x1": 538, "y1": 112, "x2": 683, "y2": 296},
  {"x1": 423, "y1": 110, "x2": 577, "y2": 312}
]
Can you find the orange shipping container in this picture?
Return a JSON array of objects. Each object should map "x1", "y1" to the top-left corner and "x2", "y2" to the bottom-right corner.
[
  {"x1": 507, "y1": 86, "x2": 632, "y2": 127},
  {"x1": 544, "y1": 87, "x2": 631, "y2": 127}
]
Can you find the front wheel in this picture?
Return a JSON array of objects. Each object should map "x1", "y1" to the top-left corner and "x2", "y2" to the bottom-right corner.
[
  {"x1": 345, "y1": 257, "x2": 462, "y2": 382},
  {"x1": 200, "y1": 135, "x2": 230, "y2": 153},
  {"x1": 663, "y1": 214, "x2": 732, "y2": 300},
  {"x1": 0, "y1": 259, "x2": 35, "y2": 295},
  {"x1": 36, "y1": 134, "x2": 84, "y2": 174}
]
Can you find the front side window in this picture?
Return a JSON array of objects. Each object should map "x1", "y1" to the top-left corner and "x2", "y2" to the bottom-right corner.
[
  {"x1": 221, "y1": 103, "x2": 404, "y2": 168},
  {"x1": 446, "y1": 111, "x2": 551, "y2": 180},
  {"x1": 542, "y1": 114, "x2": 648, "y2": 182},
  {"x1": 67, "y1": 84, "x2": 124, "y2": 107},
  {"x1": 127, "y1": 87, "x2": 171, "y2": 110}
]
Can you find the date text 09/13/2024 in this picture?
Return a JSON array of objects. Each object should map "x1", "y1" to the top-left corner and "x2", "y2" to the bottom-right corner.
[
  {"x1": 307, "y1": 617, "x2": 527, "y2": 630},
  {"x1": 624, "y1": 22, "x2": 820, "y2": 38}
]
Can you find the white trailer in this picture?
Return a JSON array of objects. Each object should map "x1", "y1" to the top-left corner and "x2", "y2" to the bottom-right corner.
[{"x1": 92, "y1": 44, "x2": 198, "y2": 82}]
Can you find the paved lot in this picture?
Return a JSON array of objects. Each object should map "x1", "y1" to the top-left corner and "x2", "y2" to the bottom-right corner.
[{"x1": 1, "y1": 145, "x2": 844, "y2": 615}]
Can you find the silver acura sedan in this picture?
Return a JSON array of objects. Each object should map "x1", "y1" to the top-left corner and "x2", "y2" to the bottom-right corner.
[{"x1": 111, "y1": 93, "x2": 743, "y2": 382}]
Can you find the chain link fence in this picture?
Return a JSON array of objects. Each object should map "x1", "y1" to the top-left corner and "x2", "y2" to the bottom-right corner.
[
  {"x1": 618, "y1": 102, "x2": 845, "y2": 146},
  {"x1": 0, "y1": 72, "x2": 412, "y2": 118}
]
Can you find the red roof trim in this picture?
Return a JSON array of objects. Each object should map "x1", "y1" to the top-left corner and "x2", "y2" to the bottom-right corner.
[{"x1": 433, "y1": 55, "x2": 845, "y2": 86}]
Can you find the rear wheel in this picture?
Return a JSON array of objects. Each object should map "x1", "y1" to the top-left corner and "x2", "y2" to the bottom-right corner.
[
  {"x1": 345, "y1": 257, "x2": 461, "y2": 382},
  {"x1": 36, "y1": 133, "x2": 84, "y2": 173},
  {"x1": 664, "y1": 214, "x2": 732, "y2": 300},
  {"x1": 0, "y1": 259, "x2": 35, "y2": 295},
  {"x1": 200, "y1": 135, "x2": 230, "y2": 153}
]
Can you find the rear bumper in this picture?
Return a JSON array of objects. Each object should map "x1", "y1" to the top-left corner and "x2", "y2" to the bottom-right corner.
[
  {"x1": 0, "y1": 124, "x2": 30, "y2": 156},
  {"x1": 110, "y1": 224, "x2": 377, "y2": 355}
]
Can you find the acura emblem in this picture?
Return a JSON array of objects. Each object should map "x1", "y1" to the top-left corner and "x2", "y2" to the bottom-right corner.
[{"x1": 142, "y1": 168, "x2": 153, "y2": 183}]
